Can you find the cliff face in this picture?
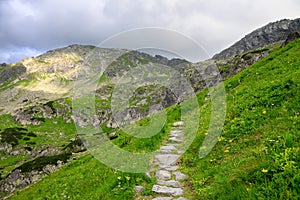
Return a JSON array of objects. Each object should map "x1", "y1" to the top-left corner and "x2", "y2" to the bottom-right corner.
[{"x1": 213, "y1": 18, "x2": 300, "y2": 60}]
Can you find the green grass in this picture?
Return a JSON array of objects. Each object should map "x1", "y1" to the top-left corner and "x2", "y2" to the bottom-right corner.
[
  {"x1": 181, "y1": 38, "x2": 300, "y2": 199},
  {"x1": 37, "y1": 59, "x2": 50, "y2": 64},
  {"x1": 0, "y1": 101, "x2": 77, "y2": 180},
  {"x1": 6, "y1": 39, "x2": 300, "y2": 199},
  {"x1": 7, "y1": 101, "x2": 180, "y2": 199},
  {"x1": 0, "y1": 79, "x2": 31, "y2": 92},
  {"x1": 111, "y1": 106, "x2": 180, "y2": 152},
  {"x1": 9, "y1": 154, "x2": 154, "y2": 200}
]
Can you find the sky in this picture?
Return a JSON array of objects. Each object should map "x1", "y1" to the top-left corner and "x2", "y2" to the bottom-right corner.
[{"x1": 0, "y1": 0, "x2": 299, "y2": 63}]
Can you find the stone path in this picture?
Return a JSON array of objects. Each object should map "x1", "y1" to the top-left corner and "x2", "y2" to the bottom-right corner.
[{"x1": 150, "y1": 121, "x2": 188, "y2": 200}]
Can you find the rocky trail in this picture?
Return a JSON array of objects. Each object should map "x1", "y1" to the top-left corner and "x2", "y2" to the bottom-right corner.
[{"x1": 150, "y1": 121, "x2": 188, "y2": 200}]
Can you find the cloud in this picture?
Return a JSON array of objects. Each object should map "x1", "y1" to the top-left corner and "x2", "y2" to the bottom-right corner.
[
  {"x1": 0, "y1": 0, "x2": 299, "y2": 63},
  {"x1": 0, "y1": 46, "x2": 42, "y2": 63}
]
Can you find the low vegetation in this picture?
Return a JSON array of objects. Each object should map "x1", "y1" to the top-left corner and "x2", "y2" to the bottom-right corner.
[{"x1": 2, "y1": 39, "x2": 300, "y2": 199}]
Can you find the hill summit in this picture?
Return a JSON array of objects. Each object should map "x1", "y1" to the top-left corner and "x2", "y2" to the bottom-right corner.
[{"x1": 213, "y1": 18, "x2": 300, "y2": 60}]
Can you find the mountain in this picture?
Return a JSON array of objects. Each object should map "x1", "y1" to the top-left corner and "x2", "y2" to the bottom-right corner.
[
  {"x1": 1, "y1": 19, "x2": 300, "y2": 199},
  {"x1": 213, "y1": 18, "x2": 300, "y2": 60}
]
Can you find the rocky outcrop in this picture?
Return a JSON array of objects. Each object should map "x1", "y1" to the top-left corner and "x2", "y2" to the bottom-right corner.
[
  {"x1": 281, "y1": 31, "x2": 300, "y2": 47},
  {"x1": 216, "y1": 48, "x2": 270, "y2": 79},
  {"x1": 0, "y1": 63, "x2": 26, "y2": 84},
  {"x1": 213, "y1": 18, "x2": 300, "y2": 60},
  {"x1": 0, "y1": 137, "x2": 85, "y2": 194},
  {"x1": 12, "y1": 99, "x2": 72, "y2": 126},
  {"x1": 0, "y1": 155, "x2": 68, "y2": 194}
]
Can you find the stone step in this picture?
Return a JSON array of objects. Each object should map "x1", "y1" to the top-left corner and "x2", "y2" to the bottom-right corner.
[
  {"x1": 173, "y1": 121, "x2": 184, "y2": 127},
  {"x1": 160, "y1": 165, "x2": 179, "y2": 171},
  {"x1": 160, "y1": 145, "x2": 178, "y2": 154},
  {"x1": 154, "y1": 154, "x2": 179, "y2": 166},
  {"x1": 169, "y1": 137, "x2": 183, "y2": 143},
  {"x1": 157, "y1": 180, "x2": 184, "y2": 188},
  {"x1": 155, "y1": 170, "x2": 171, "y2": 180},
  {"x1": 173, "y1": 172, "x2": 187, "y2": 181},
  {"x1": 152, "y1": 185, "x2": 184, "y2": 196},
  {"x1": 152, "y1": 197, "x2": 173, "y2": 200},
  {"x1": 170, "y1": 130, "x2": 183, "y2": 137}
]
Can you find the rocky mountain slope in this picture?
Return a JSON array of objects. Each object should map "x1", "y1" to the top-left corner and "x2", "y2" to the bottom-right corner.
[
  {"x1": 213, "y1": 18, "x2": 300, "y2": 60},
  {"x1": 5, "y1": 35, "x2": 300, "y2": 200},
  {"x1": 0, "y1": 18, "x2": 299, "y2": 199}
]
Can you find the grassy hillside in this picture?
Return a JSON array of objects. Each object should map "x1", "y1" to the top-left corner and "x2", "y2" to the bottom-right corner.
[
  {"x1": 7, "y1": 39, "x2": 300, "y2": 199},
  {"x1": 182, "y1": 38, "x2": 300, "y2": 199}
]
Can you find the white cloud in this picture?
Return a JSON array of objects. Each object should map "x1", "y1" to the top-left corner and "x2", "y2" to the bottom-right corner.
[
  {"x1": 0, "y1": 46, "x2": 42, "y2": 64},
  {"x1": 0, "y1": 0, "x2": 299, "y2": 63}
]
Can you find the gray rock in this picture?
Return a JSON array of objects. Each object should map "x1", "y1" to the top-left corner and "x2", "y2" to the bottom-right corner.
[
  {"x1": 170, "y1": 130, "x2": 183, "y2": 137},
  {"x1": 92, "y1": 115, "x2": 100, "y2": 127},
  {"x1": 175, "y1": 198, "x2": 187, "y2": 200},
  {"x1": 152, "y1": 197, "x2": 173, "y2": 200},
  {"x1": 213, "y1": 18, "x2": 300, "y2": 60},
  {"x1": 43, "y1": 164, "x2": 58, "y2": 174},
  {"x1": 108, "y1": 132, "x2": 118, "y2": 140},
  {"x1": 160, "y1": 145, "x2": 177, "y2": 154},
  {"x1": 155, "y1": 170, "x2": 171, "y2": 180},
  {"x1": 155, "y1": 154, "x2": 179, "y2": 167},
  {"x1": 30, "y1": 173, "x2": 43, "y2": 183},
  {"x1": 157, "y1": 180, "x2": 184, "y2": 187},
  {"x1": 10, "y1": 150, "x2": 20, "y2": 156},
  {"x1": 7, "y1": 170, "x2": 21, "y2": 182},
  {"x1": 169, "y1": 137, "x2": 183, "y2": 143},
  {"x1": 152, "y1": 185, "x2": 184, "y2": 196},
  {"x1": 0, "y1": 142, "x2": 13, "y2": 153},
  {"x1": 173, "y1": 172, "x2": 187, "y2": 181},
  {"x1": 134, "y1": 185, "x2": 145, "y2": 194},
  {"x1": 282, "y1": 31, "x2": 300, "y2": 47},
  {"x1": 173, "y1": 121, "x2": 184, "y2": 127},
  {"x1": 161, "y1": 165, "x2": 179, "y2": 171},
  {"x1": 0, "y1": 63, "x2": 26, "y2": 84}
]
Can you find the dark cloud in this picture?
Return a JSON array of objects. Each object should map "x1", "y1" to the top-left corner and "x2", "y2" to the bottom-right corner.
[{"x1": 0, "y1": 0, "x2": 299, "y2": 63}]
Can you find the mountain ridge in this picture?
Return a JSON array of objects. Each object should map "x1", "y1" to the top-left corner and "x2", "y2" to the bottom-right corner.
[
  {"x1": 0, "y1": 18, "x2": 300, "y2": 199},
  {"x1": 213, "y1": 18, "x2": 300, "y2": 60}
]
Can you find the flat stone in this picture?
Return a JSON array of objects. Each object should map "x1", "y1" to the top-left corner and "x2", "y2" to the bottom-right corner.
[
  {"x1": 134, "y1": 185, "x2": 144, "y2": 194},
  {"x1": 155, "y1": 154, "x2": 179, "y2": 166},
  {"x1": 152, "y1": 197, "x2": 173, "y2": 200},
  {"x1": 152, "y1": 185, "x2": 184, "y2": 196},
  {"x1": 173, "y1": 172, "x2": 187, "y2": 181},
  {"x1": 173, "y1": 121, "x2": 184, "y2": 127},
  {"x1": 175, "y1": 198, "x2": 187, "y2": 200},
  {"x1": 169, "y1": 137, "x2": 183, "y2": 143},
  {"x1": 170, "y1": 130, "x2": 183, "y2": 137},
  {"x1": 160, "y1": 145, "x2": 177, "y2": 154},
  {"x1": 157, "y1": 180, "x2": 184, "y2": 187},
  {"x1": 155, "y1": 170, "x2": 171, "y2": 180}
]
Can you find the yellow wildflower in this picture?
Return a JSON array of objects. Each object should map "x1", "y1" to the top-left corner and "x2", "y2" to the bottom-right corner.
[
  {"x1": 218, "y1": 136, "x2": 225, "y2": 142},
  {"x1": 261, "y1": 169, "x2": 268, "y2": 173}
]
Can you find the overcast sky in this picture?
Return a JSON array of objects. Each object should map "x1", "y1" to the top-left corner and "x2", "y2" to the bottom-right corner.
[{"x1": 0, "y1": 0, "x2": 299, "y2": 63}]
